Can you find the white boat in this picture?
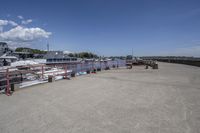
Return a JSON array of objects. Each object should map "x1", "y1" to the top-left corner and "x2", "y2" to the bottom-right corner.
[{"x1": 36, "y1": 68, "x2": 72, "y2": 79}]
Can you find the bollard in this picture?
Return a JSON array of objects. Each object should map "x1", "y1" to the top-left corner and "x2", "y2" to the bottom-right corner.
[
  {"x1": 105, "y1": 66, "x2": 110, "y2": 70},
  {"x1": 86, "y1": 70, "x2": 90, "y2": 74},
  {"x1": 91, "y1": 69, "x2": 96, "y2": 73},
  {"x1": 10, "y1": 84, "x2": 14, "y2": 91},
  {"x1": 97, "y1": 68, "x2": 101, "y2": 71},
  {"x1": 127, "y1": 65, "x2": 132, "y2": 69},
  {"x1": 71, "y1": 72, "x2": 76, "y2": 77},
  {"x1": 11, "y1": 83, "x2": 20, "y2": 91},
  {"x1": 152, "y1": 64, "x2": 158, "y2": 69},
  {"x1": 48, "y1": 75, "x2": 55, "y2": 82}
]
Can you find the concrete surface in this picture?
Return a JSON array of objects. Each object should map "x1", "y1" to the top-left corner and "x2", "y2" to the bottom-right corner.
[{"x1": 0, "y1": 62, "x2": 200, "y2": 133}]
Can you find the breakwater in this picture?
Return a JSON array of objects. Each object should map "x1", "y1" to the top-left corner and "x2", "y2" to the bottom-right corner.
[{"x1": 141, "y1": 56, "x2": 200, "y2": 67}]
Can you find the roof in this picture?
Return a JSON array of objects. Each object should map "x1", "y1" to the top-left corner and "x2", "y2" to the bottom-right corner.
[
  {"x1": 13, "y1": 52, "x2": 31, "y2": 54},
  {"x1": 44, "y1": 51, "x2": 71, "y2": 59},
  {"x1": 0, "y1": 56, "x2": 17, "y2": 59}
]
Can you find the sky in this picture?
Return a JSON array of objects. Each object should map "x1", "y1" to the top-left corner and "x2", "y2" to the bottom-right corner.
[{"x1": 1, "y1": 0, "x2": 200, "y2": 57}]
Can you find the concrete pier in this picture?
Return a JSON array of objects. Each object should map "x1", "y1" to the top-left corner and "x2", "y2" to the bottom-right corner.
[{"x1": 0, "y1": 62, "x2": 200, "y2": 133}]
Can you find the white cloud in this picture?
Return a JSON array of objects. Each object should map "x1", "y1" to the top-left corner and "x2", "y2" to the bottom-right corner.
[
  {"x1": 0, "y1": 20, "x2": 8, "y2": 26},
  {"x1": 0, "y1": 19, "x2": 18, "y2": 26},
  {"x1": 5, "y1": 41, "x2": 32, "y2": 49},
  {"x1": 8, "y1": 21, "x2": 18, "y2": 26},
  {"x1": 0, "y1": 19, "x2": 18, "y2": 33},
  {"x1": 22, "y1": 19, "x2": 32, "y2": 25},
  {"x1": 0, "y1": 26, "x2": 51, "y2": 42},
  {"x1": 17, "y1": 15, "x2": 33, "y2": 25},
  {"x1": 63, "y1": 50, "x2": 74, "y2": 54},
  {"x1": 0, "y1": 27, "x2": 3, "y2": 33},
  {"x1": 0, "y1": 18, "x2": 51, "y2": 48},
  {"x1": 18, "y1": 15, "x2": 24, "y2": 19}
]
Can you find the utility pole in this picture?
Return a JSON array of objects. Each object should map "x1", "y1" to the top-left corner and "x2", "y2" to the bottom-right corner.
[
  {"x1": 47, "y1": 42, "x2": 49, "y2": 51},
  {"x1": 131, "y1": 48, "x2": 134, "y2": 65},
  {"x1": 132, "y1": 48, "x2": 133, "y2": 59}
]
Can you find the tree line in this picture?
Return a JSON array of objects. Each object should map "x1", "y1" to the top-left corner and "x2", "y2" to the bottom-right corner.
[
  {"x1": 68, "y1": 52, "x2": 98, "y2": 59},
  {"x1": 15, "y1": 48, "x2": 99, "y2": 58},
  {"x1": 15, "y1": 47, "x2": 47, "y2": 54}
]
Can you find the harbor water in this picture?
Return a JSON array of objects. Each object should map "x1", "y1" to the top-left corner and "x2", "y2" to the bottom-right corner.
[{"x1": 68, "y1": 59, "x2": 126, "y2": 73}]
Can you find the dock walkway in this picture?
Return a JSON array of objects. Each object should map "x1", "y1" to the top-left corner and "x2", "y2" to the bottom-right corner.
[{"x1": 0, "y1": 62, "x2": 200, "y2": 133}]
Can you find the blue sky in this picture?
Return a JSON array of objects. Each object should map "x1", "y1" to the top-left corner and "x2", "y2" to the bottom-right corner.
[{"x1": 1, "y1": 0, "x2": 200, "y2": 56}]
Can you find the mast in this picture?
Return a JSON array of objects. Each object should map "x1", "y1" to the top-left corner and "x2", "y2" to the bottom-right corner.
[{"x1": 132, "y1": 48, "x2": 133, "y2": 59}]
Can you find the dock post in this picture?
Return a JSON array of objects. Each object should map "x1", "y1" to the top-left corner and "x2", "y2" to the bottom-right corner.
[
  {"x1": 80, "y1": 62, "x2": 83, "y2": 72},
  {"x1": 64, "y1": 64, "x2": 69, "y2": 79},
  {"x1": 92, "y1": 61, "x2": 96, "y2": 73},
  {"x1": 41, "y1": 65, "x2": 44, "y2": 79},
  {"x1": 6, "y1": 68, "x2": 11, "y2": 96},
  {"x1": 65, "y1": 64, "x2": 67, "y2": 77},
  {"x1": 100, "y1": 61, "x2": 102, "y2": 70}
]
